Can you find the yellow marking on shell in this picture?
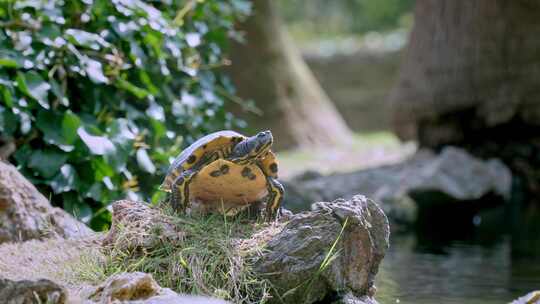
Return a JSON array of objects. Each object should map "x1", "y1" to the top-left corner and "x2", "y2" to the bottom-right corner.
[
  {"x1": 189, "y1": 159, "x2": 268, "y2": 209},
  {"x1": 260, "y1": 151, "x2": 278, "y2": 178}
]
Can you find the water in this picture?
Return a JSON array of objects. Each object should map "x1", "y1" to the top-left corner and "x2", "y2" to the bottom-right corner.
[{"x1": 376, "y1": 207, "x2": 540, "y2": 304}]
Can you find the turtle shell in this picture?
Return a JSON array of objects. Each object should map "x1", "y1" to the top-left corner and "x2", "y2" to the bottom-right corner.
[
  {"x1": 160, "y1": 130, "x2": 245, "y2": 192},
  {"x1": 188, "y1": 159, "x2": 269, "y2": 215}
]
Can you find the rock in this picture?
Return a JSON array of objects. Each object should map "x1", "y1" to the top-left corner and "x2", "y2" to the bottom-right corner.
[
  {"x1": 283, "y1": 147, "x2": 512, "y2": 226},
  {"x1": 87, "y1": 272, "x2": 229, "y2": 304},
  {"x1": 331, "y1": 292, "x2": 379, "y2": 304},
  {"x1": 510, "y1": 291, "x2": 540, "y2": 304},
  {"x1": 102, "y1": 196, "x2": 389, "y2": 304},
  {"x1": 88, "y1": 272, "x2": 161, "y2": 302},
  {"x1": 0, "y1": 161, "x2": 93, "y2": 243},
  {"x1": 254, "y1": 195, "x2": 389, "y2": 304},
  {"x1": 102, "y1": 200, "x2": 184, "y2": 250},
  {"x1": 0, "y1": 278, "x2": 67, "y2": 304}
]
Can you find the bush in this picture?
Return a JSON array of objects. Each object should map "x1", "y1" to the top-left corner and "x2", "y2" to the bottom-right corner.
[{"x1": 0, "y1": 0, "x2": 250, "y2": 230}]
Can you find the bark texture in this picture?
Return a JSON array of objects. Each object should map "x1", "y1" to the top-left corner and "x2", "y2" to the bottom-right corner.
[
  {"x1": 390, "y1": 0, "x2": 540, "y2": 201},
  {"x1": 226, "y1": 0, "x2": 353, "y2": 149}
]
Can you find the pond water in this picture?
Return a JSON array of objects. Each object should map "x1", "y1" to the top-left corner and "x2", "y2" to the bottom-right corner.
[{"x1": 376, "y1": 207, "x2": 540, "y2": 304}]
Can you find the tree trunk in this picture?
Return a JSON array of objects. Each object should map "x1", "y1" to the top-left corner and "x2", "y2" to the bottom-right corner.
[
  {"x1": 225, "y1": 0, "x2": 353, "y2": 150},
  {"x1": 389, "y1": 0, "x2": 540, "y2": 202}
]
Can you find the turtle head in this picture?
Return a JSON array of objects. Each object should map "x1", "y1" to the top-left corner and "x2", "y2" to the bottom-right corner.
[{"x1": 231, "y1": 130, "x2": 273, "y2": 162}]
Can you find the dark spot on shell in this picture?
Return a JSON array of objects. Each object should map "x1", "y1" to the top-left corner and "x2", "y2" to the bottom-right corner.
[
  {"x1": 233, "y1": 137, "x2": 243, "y2": 143},
  {"x1": 220, "y1": 164, "x2": 229, "y2": 174},
  {"x1": 269, "y1": 163, "x2": 278, "y2": 173},
  {"x1": 236, "y1": 193, "x2": 244, "y2": 197},
  {"x1": 241, "y1": 167, "x2": 252, "y2": 178},
  {"x1": 187, "y1": 155, "x2": 197, "y2": 164},
  {"x1": 176, "y1": 177, "x2": 185, "y2": 184},
  {"x1": 202, "y1": 144, "x2": 207, "y2": 149},
  {"x1": 249, "y1": 174, "x2": 256, "y2": 181},
  {"x1": 210, "y1": 170, "x2": 221, "y2": 177}
]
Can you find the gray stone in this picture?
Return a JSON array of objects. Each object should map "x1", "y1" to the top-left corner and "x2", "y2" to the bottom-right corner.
[
  {"x1": 283, "y1": 147, "x2": 512, "y2": 226},
  {"x1": 0, "y1": 278, "x2": 67, "y2": 304},
  {"x1": 255, "y1": 195, "x2": 389, "y2": 304},
  {"x1": 87, "y1": 272, "x2": 229, "y2": 304},
  {"x1": 101, "y1": 197, "x2": 389, "y2": 304},
  {"x1": 331, "y1": 292, "x2": 379, "y2": 304},
  {"x1": 0, "y1": 161, "x2": 93, "y2": 243},
  {"x1": 88, "y1": 272, "x2": 161, "y2": 302}
]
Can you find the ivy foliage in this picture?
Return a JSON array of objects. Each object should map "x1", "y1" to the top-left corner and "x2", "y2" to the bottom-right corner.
[{"x1": 0, "y1": 0, "x2": 250, "y2": 230}]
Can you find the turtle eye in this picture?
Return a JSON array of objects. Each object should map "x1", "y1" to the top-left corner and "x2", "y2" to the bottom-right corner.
[{"x1": 257, "y1": 133, "x2": 265, "y2": 138}]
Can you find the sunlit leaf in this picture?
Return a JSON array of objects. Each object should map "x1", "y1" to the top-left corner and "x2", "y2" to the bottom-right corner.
[
  {"x1": 136, "y1": 148, "x2": 156, "y2": 174},
  {"x1": 116, "y1": 78, "x2": 150, "y2": 99},
  {"x1": 15, "y1": 71, "x2": 51, "y2": 109},
  {"x1": 78, "y1": 127, "x2": 116, "y2": 155},
  {"x1": 82, "y1": 57, "x2": 108, "y2": 84},
  {"x1": 65, "y1": 28, "x2": 110, "y2": 50}
]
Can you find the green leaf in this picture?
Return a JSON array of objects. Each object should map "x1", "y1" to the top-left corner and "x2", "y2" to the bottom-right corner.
[
  {"x1": 15, "y1": 71, "x2": 51, "y2": 109},
  {"x1": 27, "y1": 149, "x2": 68, "y2": 179},
  {"x1": 36, "y1": 111, "x2": 76, "y2": 151},
  {"x1": 49, "y1": 78, "x2": 69, "y2": 106},
  {"x1": 78, "y1": 127, "x2": 116, "y2": 155},
  {"x1": 50, "y1": 164, "x2": 79, "y2": 194},
  {"x1": 150, "y1": 118, "x2": 166, "y2": 141},
  {"x1": 0, "y1": 50, "x2": 24, "y2": 68},
  {"x1": 0, "y1": 86, "x2": 14, "y2": 108},
  {"x1": 65, "y1": 29, "x2": 110, "y2": 50},
  {"x1": 13, "y1": 144, "x2": 32, "y2": 166},
  {"x1": 82, "y1": 57, "x2": 108, "y2": 84},
  {"x1": 136, "y1": 148, "x2": 156, "y2": 174},
  {"x1": 86, "y1": 183, "x2": 103, "y2": 202},
  {"x1": 62, "y1": 112, "x2": 81, "y2": 144},
  {"x1": 0, "y1": 106, "x2": 17, "y2": 134},
  {"x1": 0, "y1": 58, "x2": 18, "y2": 68},
  {"x1": 104, "y1": 144, "x2": 129, "y2": 171},
  {"x1": 108, "y1": 118, "x2": 136, "y2": 146},
  {"x1": 91, "y1": 158, "x2": 114, "y2": 180},
  {"x1": 116, "y1": 78, "x2": 150, "y2": 99}
]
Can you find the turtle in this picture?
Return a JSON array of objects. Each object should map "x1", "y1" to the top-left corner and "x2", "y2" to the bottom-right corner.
[{"x1": 160, "y1": 130, "x2": 283, "y2": 221}]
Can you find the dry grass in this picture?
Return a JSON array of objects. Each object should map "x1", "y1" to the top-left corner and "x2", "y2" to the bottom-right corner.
[{"x1": 75, "y1": 207, "x2": 284, "y2": 304}]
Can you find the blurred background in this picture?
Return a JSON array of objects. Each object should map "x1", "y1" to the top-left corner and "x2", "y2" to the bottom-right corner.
[{"x1": 1, "y1": 0, "x2": 539, "y2": 303}]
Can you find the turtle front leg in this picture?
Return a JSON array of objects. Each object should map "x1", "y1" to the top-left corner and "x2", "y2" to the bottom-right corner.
[
  {"x1": 171, "y1": 169, "x2": 198, "y2": 213},
  {"x1": 265, "y1": 177, "x2": 284, "y2": 221}
]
